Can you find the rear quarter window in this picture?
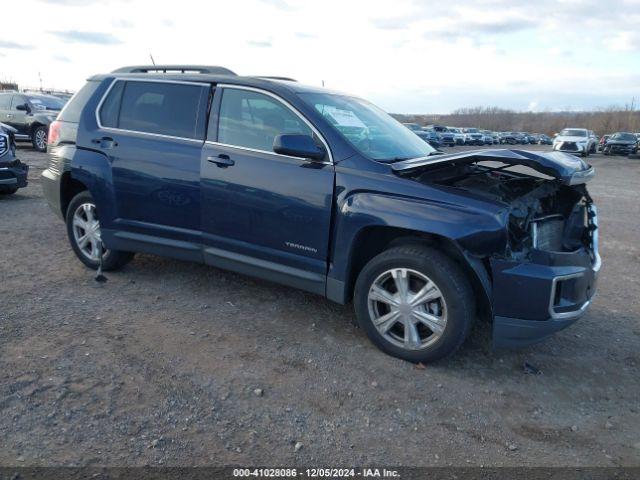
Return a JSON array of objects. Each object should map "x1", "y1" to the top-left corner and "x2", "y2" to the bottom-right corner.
[{"x1": 58, "y1": 80, "x2": 100, "y2": 123}]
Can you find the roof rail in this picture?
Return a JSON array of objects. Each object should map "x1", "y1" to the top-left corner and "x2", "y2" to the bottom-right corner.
[
  {"x1": 112, "y1": 65, "x2": 237, "y2": 75},
  {"x1": 254, "y1": 76, "x2": 297, "y2": 82}
]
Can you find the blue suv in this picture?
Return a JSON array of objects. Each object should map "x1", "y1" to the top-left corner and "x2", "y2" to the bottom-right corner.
[{"x1": 42, "y1": 65, "x2": 600, "y2": 363}]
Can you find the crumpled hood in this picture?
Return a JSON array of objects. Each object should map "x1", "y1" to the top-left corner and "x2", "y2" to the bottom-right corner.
[{"x1": 391, "y1": 149, "x2": 595, "y2": 185}]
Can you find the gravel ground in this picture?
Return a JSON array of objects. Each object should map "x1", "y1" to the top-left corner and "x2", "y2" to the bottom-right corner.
[{"x1": 1, "y1": 143, "x2": 639, "y2": 467}]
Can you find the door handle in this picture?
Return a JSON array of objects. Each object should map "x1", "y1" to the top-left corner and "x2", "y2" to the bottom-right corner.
[
  {"x1": 91, "y1": 137, "x2": 117, "y2": 148},
  {"x1": 6, "y1": 114, "x2": 13, "y2": 119},
  {"x1": 207, "y1": 154, "x2": 235, "y2": 168}
]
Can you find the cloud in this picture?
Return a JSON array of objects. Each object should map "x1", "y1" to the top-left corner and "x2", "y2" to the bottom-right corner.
[
  {"x1": 257, "y1": 0, "x2": 293, "y2": 10},
  {"x1": 49, "y1": 30, "x2": 122, "y2": 45},
  {"x1": 604, "y1": 31, "x2": 640, "y2": 52},
  {"x1": 36, "y1": 0, "x2": 100, "y2": 3},
  {"x1": 112, "y1": 19, "x2": 134, "y2": 28},
  {"x1": 247, "y1": 40, "x2": 272, "y2": 48},
  {"x1": 53, "y1": 54, "x2": 71, "y2": 63},
  {"x1": 295, "y1": 32, "x2": 317, "y2": 39},
  {"x1": 372, "y1": 16, "x2": 411, "y2": 30},
  {"x1": 0, "y1": 40, "x2": 33, "y2": 50}
]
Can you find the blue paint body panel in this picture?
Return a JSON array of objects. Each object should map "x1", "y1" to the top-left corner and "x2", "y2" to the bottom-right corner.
[{"x1": 39, "y1": 73, "x2": 601, "y2": 349}]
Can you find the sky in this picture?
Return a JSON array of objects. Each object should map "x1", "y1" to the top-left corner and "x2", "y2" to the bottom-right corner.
[{"x1": 1, "y1": 0, "x2": 639, "y2": 114}]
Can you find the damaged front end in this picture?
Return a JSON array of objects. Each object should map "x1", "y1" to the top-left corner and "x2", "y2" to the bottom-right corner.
[{"x1": 393, "y1": 149, "x2": 600, "y2": 347}]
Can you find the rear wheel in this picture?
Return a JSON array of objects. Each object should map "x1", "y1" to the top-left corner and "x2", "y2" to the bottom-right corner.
[
  {"x1": 32, "y1": 126, "x2": 48, "y2": 152},
  {"x1": 66, "y1": 191, "x2": 134, "y2": 270},
  {"x1": 0, "y1": 187, "x2": 18, "y2": 195},
  {"x1": 354, "y1": 245, "x2": 475, "y2": 363}
]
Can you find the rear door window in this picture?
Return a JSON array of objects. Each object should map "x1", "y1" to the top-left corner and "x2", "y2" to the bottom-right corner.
[
  {"x1": 58, "y1": 80, "x2": 100, "y2": 123},
  {"x1": 116, "y1": 81, "x2": 208, "y2": 139}
]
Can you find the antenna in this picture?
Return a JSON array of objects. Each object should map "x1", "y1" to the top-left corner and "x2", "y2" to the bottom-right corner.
[{"x1": 149, "y1": 53, "x2": 156, "y2": 66}]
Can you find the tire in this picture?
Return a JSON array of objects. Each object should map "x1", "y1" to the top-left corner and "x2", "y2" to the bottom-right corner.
[
  {"x1": 0, "y1": 187, "x2": 18, "y2": 195},
  {"x1": 353, "y1": 245, "x2": 475, "y2": 363},
  {"x1": 32, "y1": 125, "x2": 48, "y2": 152},
  {"x1": 66, "y1": 191, "x2": 134, "y2": 271}
]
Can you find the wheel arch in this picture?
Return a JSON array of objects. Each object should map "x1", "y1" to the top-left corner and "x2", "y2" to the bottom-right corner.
[
  {"x1": 60, "y1": 171, "x2": 89, "y2": 218},
  {"x1": 335, "y1": 225, "x2": 492, "y2": 321}
]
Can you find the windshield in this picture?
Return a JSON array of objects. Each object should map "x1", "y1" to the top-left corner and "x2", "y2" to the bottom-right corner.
[
  {"x1": 611, "y1": 133, "x2": 636, "y2": 141},
  {"x1": 28, "y1": 95, "x2": 65, "y2": 111},
  {"x1": 299, "y1": 93, "x2": 435, "y2": 161},
  {"x1": 560, "y1": 129, "x2": 587, "y2": 137}
]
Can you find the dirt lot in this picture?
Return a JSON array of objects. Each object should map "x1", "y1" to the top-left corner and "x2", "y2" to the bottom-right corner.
[{"x1": 1, "y1": 144, "x2": 639, "y2": 467}]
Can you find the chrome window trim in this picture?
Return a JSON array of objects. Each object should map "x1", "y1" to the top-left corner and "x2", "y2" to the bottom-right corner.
[
  {"x1": 215, "y1": 83, "x2": 333, "y2": 164},
  {"x1": 94, "y1": 77, "x2": 210, "y2": 142},
  {"x1": 204, "y1": 140, "x2": 331, "y2": 164}
]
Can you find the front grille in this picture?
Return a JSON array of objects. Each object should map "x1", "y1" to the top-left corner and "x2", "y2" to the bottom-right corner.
[
  {"x1": 0, "y1": 134, "x2": 7, "y2": 157},
  {"x1": 609, "y1": 144, "x2": 634, "y2": 154},
  {"x1": 559, "y1": 142, "x2": 578, "y2": 151}
]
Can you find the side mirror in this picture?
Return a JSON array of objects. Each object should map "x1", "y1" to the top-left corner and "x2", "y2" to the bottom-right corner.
[
  {"x1": 273, "y1": 134, "x2": 326, "y2": 161},
  {"x1": 16, "y1": 103, "x2": 30, "y2": 112}
]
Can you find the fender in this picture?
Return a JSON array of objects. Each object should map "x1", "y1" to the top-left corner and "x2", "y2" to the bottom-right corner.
[
  {"x1": 326, "y1": 190, "x2": 508, "y2": 306},
  {"x1": 69, "y1": 147, "x2": 117, "y2": 233}
]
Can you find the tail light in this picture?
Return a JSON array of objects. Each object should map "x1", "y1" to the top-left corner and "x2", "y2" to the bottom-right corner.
[{"x1": 48, "y1": 120, "x2": 61, "y2": 146}]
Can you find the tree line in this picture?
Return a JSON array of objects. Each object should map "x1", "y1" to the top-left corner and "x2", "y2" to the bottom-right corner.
[{"x1": 393, "y1": 101, "x2": 640, "y2": 136}]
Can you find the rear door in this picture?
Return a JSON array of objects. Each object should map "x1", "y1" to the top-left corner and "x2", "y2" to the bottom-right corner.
[
  {"x1": 200, "y1": 85, "x2": 335, "y2": 294},
  {"x1": 94, "y1": 79, "x2": 210, "y2": 248}
]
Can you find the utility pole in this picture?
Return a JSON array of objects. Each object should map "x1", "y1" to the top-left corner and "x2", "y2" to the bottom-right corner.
[
  {"x1": 38, "y1": 72, "x2": 43, "y2": 92},
  {"x1": 150, "y1": 53, "x2": 156, "y2": 66}
]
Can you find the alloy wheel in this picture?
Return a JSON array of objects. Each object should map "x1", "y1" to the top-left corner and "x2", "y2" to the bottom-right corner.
[
  {"x1": 72, "y1": 203, "x2": 108, "y2": 261},
  {"x1": 34, "y1": 129, "x2": 47, "y2": 150},
  {"x1": 367, "y1": 268, "x2": 447, "y2": 350}
]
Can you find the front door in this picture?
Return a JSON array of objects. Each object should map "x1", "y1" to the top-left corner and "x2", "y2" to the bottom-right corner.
[{"x1": 200, "y1": 86, "x2": 335, "y2": 294}]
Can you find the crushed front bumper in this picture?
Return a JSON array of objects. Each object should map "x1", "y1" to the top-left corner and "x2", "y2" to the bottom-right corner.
[
  {"x1": 0, "y1": 159, "x2": 29, "y2": 191},
  {"x1": 492, "y1": 205, "x2": 600, "y2": 348}
]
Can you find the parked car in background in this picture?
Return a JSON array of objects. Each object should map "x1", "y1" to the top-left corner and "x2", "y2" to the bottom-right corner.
[
  {"x1": 602, "y1": 132, "x2": 638, "y2": 156},
  {"x1": 402, "y1": 123, "x2": 423, "y2": 132},
  {"x1": 552, "y1": 128, "x2": 595, "y2": 157},
  {"x1": 40, "y1": 64, "x2": 600, "y2": 363},
  {"x1": 462, "y1": 128, "x2": 484, "y2": 145},
  {"x1": 414, "y1": 129, "x2": 441, "y2": 149},
  {"x1": 598, "y1": 135, "x2": 610, "y2": 151},
  {"x1": 498, "y1": 132, "x2": 518, "y2": 145},
  {"x1": 480, "y1": 130, "x2": 493, "y2": 145},
  {"x1": 447, "y1": 127, "x2": 465, "y2": 145},
  {"x1": 588, "y1": 131, "x2": 599, "y2": 154},
  {"x1": 523, "y1": 133, "x2": 537, "y2": 144},
  {"x1": 0, "y1": 92, "x2": 65, "y2": 151},
  {"x1": 536, "y1": 134, "x2": 552, "y2": 145},
  {"x1": 427, "y1": 125, "x2": 455, "y2": 147},
  {"x1": 0, "y1": 122, "x2": 29, "y2": 195}
]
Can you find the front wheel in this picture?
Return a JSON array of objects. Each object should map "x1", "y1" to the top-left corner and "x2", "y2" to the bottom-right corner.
[
  {"x1": 354, "y1": 245, "x2": 475, "y2": 363},
  {"x1": 66, "y1": 191, "x2": 134, "y2": 271}
]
